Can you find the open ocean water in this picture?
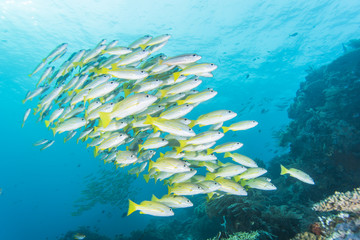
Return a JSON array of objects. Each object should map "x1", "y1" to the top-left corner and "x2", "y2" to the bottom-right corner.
[{"x1": 0, "y1": 1, "x2": 360, "y2": 240}]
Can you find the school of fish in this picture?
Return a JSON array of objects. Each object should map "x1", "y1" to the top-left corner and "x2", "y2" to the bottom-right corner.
[{"x1": 22, "y1": 34, "x2": 314, "y2": 217}]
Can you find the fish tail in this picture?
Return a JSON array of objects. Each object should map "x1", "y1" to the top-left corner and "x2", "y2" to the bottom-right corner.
[
  {"x1": 94, "y1": 146, "x2": 99, "y2": 157},
  {"x1": 222, "y1": 126, "x2": 230, "y2": 133},
  {"x1": 51, "y1": 127, "x2": 57, "y2": 136},
  {"x1": 67, "y1": 90, "x2": 74, "y2": 96},
  {"x1": 233, "y1": 175, "x2": 241, "y2": 182},
  {"x1": 22, "y1": 99, "x2": 26, "y2": 104},
  {"x1": 154, "y1": 175, "x2": 158, "y2": 183},
  {"x1": 175, "y1": 147, "x2": 182, "y2": 154},
  {"x1": 179, "y1": 140, "x2": 187, "y2": 148},
  {"x1": 173, "y1": 72, "x2": 181, "y2": 81},
  {"x1": 280, "y1": 165, "x2": 288, "y2": 175},
  {"x1": 123, "y1": 88, "x2": 131, "y2": 97},
  {"x1": 239, "y1": 179, "x2": 247, "y2": 187},
  {"x1": 188, "y1": 120, "x2": 196, "y2": 128},
  {"x1": 207, "y1": 192, "x2": 214, "y2": 201},
  {"x1": 143, "y1": 174, "x2": 150, "y2": 183},
  {"x1": 99, "y1": 97, "x2": 105, "y2": 104},
  {"x1": 99, "y1": 112, "x2": 112, "y2": 128},
  {"x1": 138, "y1": 144, "x2": 143, "y2": 151},
  {"x1": 127, "y1": 199, "x2": 138, "y2": 216},
  {"x1": 28, "y1": 74, "x2": 32, "y2": 77},
  {"x1": 217, "y1": 160, "x2": 224, "y2": 166},
  {"x1": 198, "y1": 161, "x2": 205, "y2": 167},
  {"x1": 205, "y1": 172, "x2": 216, "y2": 181},
  {"x1": 176, "y1": 100, "x2": 185, "y2": 105},
  {"x1": 224, "y1": 152, "x2": 232, "y2": 158},
  {"x1": 93, "y1": 127, "x2": 98, "y2": 133},
  {"x1": 159, "y1": 89, "x2": 167, "y2": 98},
  {"x1": 139, "y1": 44, "x2": 147, "y2": 50},
  {"x1": 148, "y1": 160, "x2": 155, "y2": 171},
  {"x1": 144, "y1": 115, "x2": 155, "y2": 125},
  {"x1": 159, "y1": 152, "x2": 164, "y2": 158},
  {"x1": 151, "y1": 194, "x2": 159, "y2": 202},
  {"x1": 207, "y1": 148, "x2": 214, "y2": 155},
  {"x1": 45, "y1": 120, "x2": 50, "y2": 128},
  {"x1": 21, "y1": 122, "x2": 25, "y2": 128},
  {"x1": 167, "y1": 185, "x2": 172, "y2": 195}
]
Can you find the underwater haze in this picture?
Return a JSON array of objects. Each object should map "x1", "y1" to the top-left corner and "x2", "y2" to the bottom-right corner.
[{"x1": 0, "y1": 0, "x2": 360, "y2": 240}]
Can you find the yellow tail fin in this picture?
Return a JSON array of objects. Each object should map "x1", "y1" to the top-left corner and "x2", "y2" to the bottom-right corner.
[
  {"x1": 143, "y1": 174, "x2": 150, "y2": 183},
  {"x1": 151, "y1": 194, "x2": 159, "y2": 202},
  {"x1": 280, "y1": 165, "x2": 288, "y2": 175},
  {"x1": 176, "y1": 100, "x2": 186, "y2": 105},
  {"x1": 167, "y1": 185, "x2": 172, "y2": 195},
  {"x1": 224, "y1": 152, "x2": 232, "y2": 158},
  {"x1": 173, "y1": 72, "x2": 181, "y2": 81},
  {"x1": 207, "y1": 148, "x2": 214, "y2": 155},
  {"x1": 148, "y1": 160, "x2": 155, "y2": 171},
  {"x1": 127, "y1": 199, "x2": 138, "y2": 216},
  {"x1": 233, "y1": 175, "x2": 241, "y2": 182},
  {"x1": 207, "y1": 192, "x2": 214, "y2": 201},
  {"x1": 188, "y1": 120, "x2": 196, "y2": 128},
  {"x1": 205, "y1": 173, "x2": 216, "y2": 181},
  {"x1": 124, "y1": 88, "x2": 131, "y2": 97},
  {"x1": 99, "y1": 112, "x2": 112, "y2": 128},
  {"x1": 94, "y1": 146, "x2": 99, "y2": 157},
  {"x1": 144, "y1": 115, "x2": 155, "y2": 125},
  {"x1": 45, "y1": 120, "x2": 50, "y2": 128},
  {"x1": 178, "y1": 140, "x2": 187, "y2": 149},
  {"x1": 51, "y1": 128, "x2": 57, "y2": 136},
  {"x1": 222, "y1": 126, "x2": 230, "y2": 133},
  {"x1": 159, "y1": 89, "x2": 167, "y2": 98},
  {"x1": 139, "y1": 44, "x2": 147, "y2": 50}
]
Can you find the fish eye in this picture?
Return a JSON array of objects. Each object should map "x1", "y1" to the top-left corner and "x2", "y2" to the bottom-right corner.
[
  {"x1": 110, "y1": 103, "x2": 114, "y2": 105},
  {"x1": 150, "y1": 150, "x2": 154, "y2": 153},
  {"x1": 145, "y1": 94, "x2": 150, "y2": 98},
  {"x1": 81, "y1": 118, "x2": 85, "y2": 121},
  {"x1": 180, "y1": 74, "x2": 185, "y2": 77},
  {"x1": 194, "y1": 78, "x2": 198, "y2": 81},
  {"x1": 158, "y1": 105, "x2": 162, "y2": 108},
  {"x1": 184, "y1": 164, "x2": 187, "y2": 167},
  {"x1": 169, "y1": 208, "x2": 173, "y2": 211},
  {"x1": 228, "y1": 110, "x2": 231, "y2": 113},
  {"x1": 188, "y1": 128, "x2": 192, "y2": 131},
  {"x1": 198, "y1": 186, "x2": 201, "y2": 189},
  {"x1": 192, "y1": 54, "x2": 196, "y2": 57},
  {"x1": 162, "y1": 139, "x2": 165, "y2": 141},
  {"x1": 140, "y1": 71, "x2": 145, "y2": 73},
  {"x1": 186, "y1": 104, "x2": 189, "y2": 107},
  {"x1": 126, "y1": 47, "x2": 130, "y2": 50},
  {"x1": 120, "y1": 134, "x2": 123, "y2": 136},
  {"x1": 131, "y1": 154, "x2": 135, "y2": 158},
  {"x1": 155, "y1": 79, "x2": 159, "y2": 81},
  {"x1": 145, "y1": 35, "x2": 150, "y2": 37},
  {"x1": 236, "y1": 142, "x2": 240, "y2": 145},
  {"x1": 110, "y1": 81, "x2": 114, "y2": 84},
  {"x1": 210, "y1": 90, "x2": 214, "y2": 92},
  {"x1": 210, "y1": 63, "x2": 214, "y2": 66},
  {"x1": 211, "y1": 154, "x2": 214, "y2": 156},
  {"x1": 187, "y1": 200, "x2": 190, "y2": 202},
  {"x1": 142, "y1": 50, "x2": 146, "y2": 53},
  {"x1": 218, "y1": 132, "x2": 221, "y2": 134}
]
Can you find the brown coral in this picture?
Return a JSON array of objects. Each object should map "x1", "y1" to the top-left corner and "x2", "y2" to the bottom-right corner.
[
  {"x1": 312, "y1": 187, "x2": 360, "y2": 213},
  {"x1": 290, "y1": 232, "x2": 325, "y2": 240}
]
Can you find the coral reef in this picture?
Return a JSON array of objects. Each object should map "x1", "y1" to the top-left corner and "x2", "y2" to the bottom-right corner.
[
  {"x1": 269, "y1": 41, "x2": 360, "y2": 202},
  {"x1": 58, "y1": 226, "x2": 111, "y2": 240},
  {"x1": 205, "y1": 194, "x2": 307, "y2": 239},
  {"x1": 206, "y1": 231, "x2": 260, "y2": 240},
  {"x1": 313, "y1": 187, "x2": 360, "y2": 213},
  {"x1": 72, "y1": 166, "x2": 137, "y2": 216},
  {"x1": 290, "y1": 232, "x2": 325, "y2": 240},
  {"x1": 318, "y1": 212, "x2": 360, "y2": 240}
]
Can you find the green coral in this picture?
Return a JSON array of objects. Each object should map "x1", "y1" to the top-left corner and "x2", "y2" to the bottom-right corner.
[{"x1": 207, "y1": 231, "x2": 260, "y2": 240}]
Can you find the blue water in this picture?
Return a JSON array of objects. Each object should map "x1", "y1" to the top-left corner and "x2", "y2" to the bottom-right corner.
[{"x1": 0, "y1": 0, "x2": 359, "y2": 239}]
